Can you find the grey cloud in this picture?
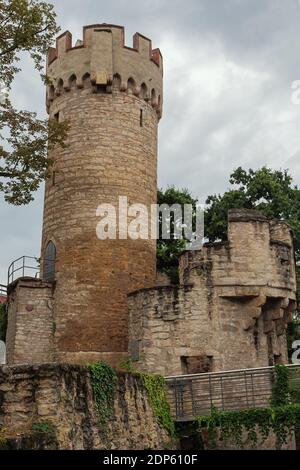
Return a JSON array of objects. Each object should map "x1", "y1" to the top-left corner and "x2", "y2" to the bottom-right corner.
[{"x1": 1, "y1": 0, "x2": 300, "y2": 283}]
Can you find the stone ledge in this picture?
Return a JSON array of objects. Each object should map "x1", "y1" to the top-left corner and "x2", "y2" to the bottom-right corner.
[
  {"x1": 228, "y1": 208, "x2": 269, "y2": 223},
  {"x1": 7, "y1": 277, "x2": 55, "y2": 295}
]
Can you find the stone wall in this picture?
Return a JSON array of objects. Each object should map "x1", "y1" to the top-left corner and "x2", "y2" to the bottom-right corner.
[
  {"x1": 6, "y1": 279, "x2": 54, "y2": 365},
  {"x1": 128, "y1": 210, "x2": 297, "y2": 376},
  {"x1": 0, "y1": 364, "x2": 170, "y2": 450}
]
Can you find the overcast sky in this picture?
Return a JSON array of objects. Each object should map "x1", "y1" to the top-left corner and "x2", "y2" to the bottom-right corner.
[{"x1": 1, "y1": 0, "x2": 300, "y2": 284}]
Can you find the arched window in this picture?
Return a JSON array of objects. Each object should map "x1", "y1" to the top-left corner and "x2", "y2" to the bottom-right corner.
[
  {"x1": 140, "y1": 82, "x2": 148, "y2": 100},
  {"x1": 151, "y1": 88, "x2": 157, "y2": 107},
  {"x1": 82, "y1": 72, "x2": 91, "y2": 87},
  {"x1": 43, "y1": 241, "x2": 56, "y2": 282},
  {"x1": 113, "y1": 73, "x2": 121, "y2": 91},
  {"x1": 68, "y1": 74, "x2": 77, "y2": 89},
  {"x1": 127, "y1": 77, "x2": 135, "y2": 94},
  {"x1": 57, "y1": 78, "x2": 64, "y2": 94}
]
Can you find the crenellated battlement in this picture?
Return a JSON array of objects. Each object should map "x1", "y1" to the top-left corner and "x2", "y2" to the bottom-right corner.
[{"x1": 46, "y1": 24, "x2": 163, "y2": 118}]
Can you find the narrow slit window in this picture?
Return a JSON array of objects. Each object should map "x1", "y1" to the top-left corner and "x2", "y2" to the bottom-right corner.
[
  {"x1": 54, "y1": 112, "x2": 59, "y2": 122},
  {"x1": 140, "y1": 109, "x2": 143, "y2": 127},
  {"x1": 52, "y1": 171, "x2": 56, "y2": 186}
]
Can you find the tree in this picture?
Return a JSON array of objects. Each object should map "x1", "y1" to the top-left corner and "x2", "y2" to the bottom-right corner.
[
  {"x1": 157, "y1": 186, "x2": 198, "y2": 283},
  {"x1": 0, "y1": 0, "x2": 69, "y2": 204},
  {"x1": 205, "y1": 167, "x2": 300, "y2": 260}
]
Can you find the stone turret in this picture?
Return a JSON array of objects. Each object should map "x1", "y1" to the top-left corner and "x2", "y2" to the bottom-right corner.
[
  {"x1": 6, "y1": 24, "x2": 163, "y2": 366},
  {"x1": 42, "y1": 24, "x2": 163, "y2": 365},
  {"x1": 128, "y1": 209, "x2": 297, "y2": 376}
]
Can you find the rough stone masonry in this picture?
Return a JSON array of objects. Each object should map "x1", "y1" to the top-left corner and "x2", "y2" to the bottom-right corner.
[
  {"x1": 128, "y1": 209, "x2": 297, "y2": 376},
  {"x1": 6, "y1": 24, "x2": 163, "y2": 366},
  {"x1": 0, "y1": 363, "x2": 169, "y2": 450},
  {"x1": 1, "y1": 22, "x2": 298, "y2": 452},
  {"x1": 4, "y1": 26, "x2": 297, "y2": 380}
]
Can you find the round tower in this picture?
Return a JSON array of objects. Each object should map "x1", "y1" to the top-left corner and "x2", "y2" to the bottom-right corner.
[{"x1": 42, "y1": 24, "x2": 163, "y2": 365}]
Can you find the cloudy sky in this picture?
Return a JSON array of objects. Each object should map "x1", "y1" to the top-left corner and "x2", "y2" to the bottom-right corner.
[{"x1": 1, "y1": 0, "x2": 300, "y2": 284}]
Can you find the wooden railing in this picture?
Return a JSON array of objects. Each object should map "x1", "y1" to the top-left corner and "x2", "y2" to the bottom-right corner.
[{"x1": 165, "y1": 364, "x2": 300, "y2": 421}]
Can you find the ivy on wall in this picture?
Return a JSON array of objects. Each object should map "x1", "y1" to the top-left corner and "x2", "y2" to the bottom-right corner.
[
  {"x1": 140, "y1": 372, "x2": 176, "y2": 439},
  {"x1": 196, "y1": 365, "x2": 300, "y2": 449},
  {"x1": 271, "y1": 364, "x2": 290, "y2": 407},
  {"x1": 197, "y1": 404, "x2": 300, "y2": 449},
  {"x1": 88, "y1": 361, "x2": 117, "y2": 424},
  {"x1": 119, "y1": 359, "x2": 176, "y2": 439}
]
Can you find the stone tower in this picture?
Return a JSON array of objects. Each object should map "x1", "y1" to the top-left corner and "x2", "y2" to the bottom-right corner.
[{"x1": 41, "y1": 24, "x2": 163, "y2": 365}]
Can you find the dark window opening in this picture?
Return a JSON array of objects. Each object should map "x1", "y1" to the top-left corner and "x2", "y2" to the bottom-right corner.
[
  {"x1": 267, "y1": 334, "x2": 274, "y2": 366},
  {"x1": 95, "y1": 84, "x2": 106, "y2": 93},
  {"x1": 54, "y1": 112, "x2": 59, "y2": 122},
  {"x1": 140, "y1": 109, "x2": 143, "y2": 127},
  {"x1": 52, "y1": 171, "x2": 56, "y2": 186},
  {"x1": 181, "y1": 355, "x2": 213, "y2": 375},
  {"x1": 43, "y1": 241, "x2": 56, "y2": 283}
]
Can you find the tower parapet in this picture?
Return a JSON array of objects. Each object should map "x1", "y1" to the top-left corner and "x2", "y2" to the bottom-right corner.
[
  {"x1": 46, "y1": 24, "x2": 163, "y2": 118},
  {"x1": 128, "y1": 209, "x2": 297, "y2": 376}
]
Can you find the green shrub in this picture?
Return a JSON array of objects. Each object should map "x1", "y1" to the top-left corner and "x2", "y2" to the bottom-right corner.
[{"x1": 197, "y1": 365, "x2": 300, "y2": 449}]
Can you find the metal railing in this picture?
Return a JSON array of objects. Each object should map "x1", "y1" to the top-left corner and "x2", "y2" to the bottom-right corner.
[
  {"x1": 165, "y1": 364, "x2": 300, "y2": 421},
  {"x1": 0, "y1": 284, "x2": 7, "y2": 297},
  {"x1": 7, "y1": 256, "x2": 41, "y2": 285}
]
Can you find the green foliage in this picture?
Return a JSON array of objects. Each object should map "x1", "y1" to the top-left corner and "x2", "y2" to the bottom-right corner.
[
  {"x1": 0, "y1": 105, "x2": 69, "y2": 204},
  {"x1": 157, "y1": 186, "x2": 198, "y2": 283},
  {"x1": 205, "y1": 167, "x2": 300, "y2": 260},
  {"x1": 88, "y1": 361, "x2": 117, "y2": 424},
  {"x1": 0, "y1": 0, "x2": 69, "y2": 205},
  {"x1": 32, "y1": 420, "x2": 56, "y2": 435},
  {"x1": 197, "y1": 404, "x2": 300, "y2": 449},
  {"x1": 119, "y1": 359, "x2": 176, "y2": 439},
  {"x1": 288, "y1": 365, "x2": 300, "y2": 401},
  {"x1": 271, "y1": 364, "x2": 290, "y2": 407},
  {"x1": 0, "y1": 303, "x2": 7, "y2": 342},
  {"x1": 0, "y1": 0, "x2": 59, "y2": 88},
  {"x1": 0, "y1": 427, "x2": 7, "y2": 447},
  {"x1": 157, "y1": 168, "x2": 300, "y2": 286},
  {"x1": 197, "y1": 365, "x2": 300, "y2": 449},
  {"x1": 118, "y1": 358, "x2": 137, "y2": 374},
  {"x1": 289, "y1": 367, "x2": 300, "y2": 443},
  {"x1": 140, "y1": 372, "x2": 176, "y2": 439}
]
